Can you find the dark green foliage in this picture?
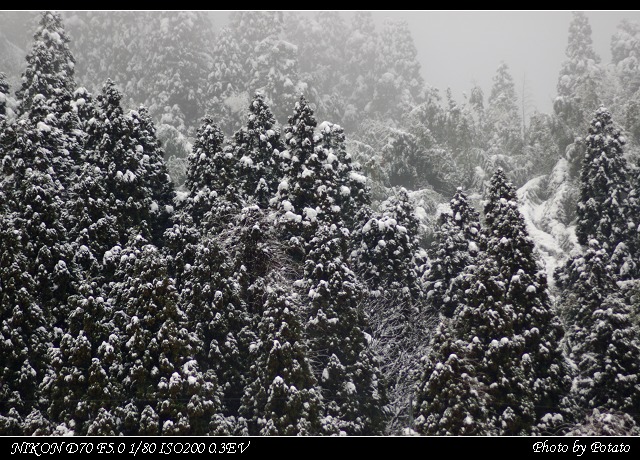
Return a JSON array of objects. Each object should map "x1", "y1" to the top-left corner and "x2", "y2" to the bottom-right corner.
[
  {"x1": 304, "y1": 224, "x2": 387, "y2": 435},
  {"x1": 426, "y1": 188, "x2": 483, "y2": 317},
  {"x1": 240, "y1": 287, "x2": 324, "y2": 435},
  {"x1": 232, "y1": 94, "x2": 284, "y2": 208},
  {"x1": 109, "y1": 241, "x2": 227, "y2": 435},
  {"x1": 16, "y1": 11, "x2": 76, "y2": 114},
  {"x1": 576, "y1": 107, "x2": 633, "y2": 276}
]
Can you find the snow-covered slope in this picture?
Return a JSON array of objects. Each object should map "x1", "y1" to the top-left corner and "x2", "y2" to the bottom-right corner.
[{"x1": 516, "y1": 157, "x2": 580, "y2": 287}]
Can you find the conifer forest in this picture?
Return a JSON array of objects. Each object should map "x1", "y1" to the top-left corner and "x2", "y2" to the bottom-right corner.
[{"x1": 2, "y1": 10, "x2": 640, "y2": 436}]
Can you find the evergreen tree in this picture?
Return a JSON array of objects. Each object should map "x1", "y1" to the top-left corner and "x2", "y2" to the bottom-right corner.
[
  {"x1": 16, "y1": 11, "x2": 76, "y2": 114},
  {"x1": 0, "y1": 212, "x2": 51, "y2": 434},
  {"x1": 415, "y1": 314, "x2": 491, "y2": 435},
  {"x1": 85, "y1": 80, "x2": 174, "y2": 247},
  {"x1": 183, "y1": 116, "x2": 238, "y2": 225},
  {"x1": 274, "y1": 95, "x2": 319, "y2": 256},
  {"x1": 416, "y1": 256, "x2": 525, "y2": 435},
  {"x1": 563, "y1": 240, "x2": 640, "y2": 422},
  {"x1": 45, "y1": 280, "x2": 122, "y2": 435},
  {"x1": 110, "y1": 241, "x2": 227, "y2": 435},
  {"x1": 351, "y1": 189, "x2": 425, "y2": 303},
  {"x1": 317, "y1": 121, "x2": 371, "y2": 231},
  {"x1": 554, "y1": 12, "x2": 604, "y2": 150},
  {"x1": 572, "y1": 293, "x2": 640, "y2": 418},
  {"x1": 232, "y1": 93, "x2": 284, "y2": 208},
  {"x1": 373, "y1": 19, "x2": 424, "y2": 119},
  {"x1": 304, "y1": 224, "x2": 386, "y2": 435},
  {"x1": 180, "y1": 234, "x2": 247, "y2": 420},
  {"x1": 486, "y1": 62, "x2": 523, "y2": 158},
  {"x1": 484, "y1": 168, "x2": 571, "y2": 431},
  {"x1": 128, "y1": 106, "x2": 175, "y2": 244},
  {"x1": 575, "y1": 107, "x2": 633, "y2": 276},
  {"x1": 240, "y1": 287, "x2": 324, "y2": 435},
  {"x1": 5, "y1": 101, "x2": 75, "y2": 330},
  {"x1": 426, "y1": 188, "x2": 483, "y2": 317}
]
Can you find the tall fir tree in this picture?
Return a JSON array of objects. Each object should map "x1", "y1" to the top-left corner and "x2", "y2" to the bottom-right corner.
[
  {"x1": 484, "y1": 168, "x2": 571, "y2": 432},
  {"x1": 84, "y1": 80, "x2": 174, "y2": 248},
  {"x1": 416, "y1": 255, "x2": 522, "y2": 435},
  {"x1": 563, "y1": 240, "x2": 640, "y2": 423},
  {"x1": 486, "y1": 62, "x2": 523, "y2": 158},
  {"x1": 232, "y1": 93, "x2": 284, "y2": 208},
  {"x1": 0, "y1": 211, "x2": 51, "y2": 434},
  {"x1": 239, "y1": 287, "x2": 324, "y2": 435},
  {"x1": 183, "y1": 116, "x2": 238, "y2": 226},
  {"x1": 554, "y1": 12, "x2": 604, "y2": 151},
  {"x1": 575, "y1": 107, "x2": 634, "y2": 276},
  {"x1": 426, "y1": 188, "x2": 484, "y2": 317},
  {"x1": 109, "y1": 241, "x2": 228, "y2": 435},
  {"x1": 304, "y1": 224, "x2": 386, "y2": 435},
  {"x1": 16, "y1": 11, "x2": 76, "y2": 115}
]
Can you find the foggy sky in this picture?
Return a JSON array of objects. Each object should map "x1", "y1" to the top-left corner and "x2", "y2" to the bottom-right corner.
[
  {"x1": 213, "y1": 11, "x2": 640, "y2": 118},
  {"x1": 365, "y1": 11, "x2": 640, "y2": 116}
]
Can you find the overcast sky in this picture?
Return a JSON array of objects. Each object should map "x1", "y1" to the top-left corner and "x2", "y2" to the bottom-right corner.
[
  {"x1": 365, "y1": 11, "x2": 640, "y2": 116},
  {"x1": 213, "y1": 10, "x2": 640, "y2": 117}
]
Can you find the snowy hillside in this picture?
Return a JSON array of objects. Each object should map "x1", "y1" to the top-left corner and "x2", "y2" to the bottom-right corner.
[{"x1": 517, "y1": 157, "x2": 581, "y2": 287}]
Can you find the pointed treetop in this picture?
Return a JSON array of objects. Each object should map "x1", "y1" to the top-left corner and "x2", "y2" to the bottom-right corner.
[
  {"x1": 566, "y1": 12, "x2": 600, "y2": 63},
  {"x1": 101, "y1": 79, "x2": 122, "y2": 106},
  {"x1": 185, "y1": 116, "x2": 226, "y2": 195},
  {"x1": 17, "y1": 11, "x2": 76, "y2": 113}
]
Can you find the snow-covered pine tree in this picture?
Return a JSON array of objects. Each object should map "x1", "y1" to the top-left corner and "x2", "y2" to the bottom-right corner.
[
  {"x1": 304, "y1": 223, "x2": 386, "y2": 435},
  {"x1": 182, "y1": 116, "x2": 238, "y2": 226},
  {"x1": 240, "y1": 287, "x2": 324, "y2": 435},
  {"x1": 85, "y1": 80, "x2": 174, "y2": 248},
  {"x1": 5, "y1": 96, "x2": 75, "y2": 331},
  {"x1": 273, "y1": 95, "x2": 319, "y2": 258},
  {"x1": 573, "y1": 293, "x2": 640, "y2": 420},
  {"x1": 415, "y1": 321, "x2": 489, "y2": 435},
  {"x1": 128, "y1": 106, "x2": 175, "y2": 244},
  {"x1": 576, "y1": 107, "x2": 634, "y2": 276},
  {"x1": 179, "y1": 233, "x2": 247, "y2": 423},
  {"x1": 84, "y1": 80, "x2": 147, "y2": 243},
  {"x1": 426, "y1": 188, "x2": 483, "y2": 317},
  {"x1": 351, "y1": 188, "x2": 425, "y2": 303},
  {"x1": 109, "y1": 240, "x2": 228, "y2": 435},
  {"x1": 317, "y1": 121, "x2": 371, "y2": 232},
  {"x1": 45, "y1": 279, "x2": 122, "y2": 435},
  {"x1": 563, "y1": 240, "x2": 640, "y2": 423},
  {"x1": 484, "y1": 168, "x2": 571, "y2": 432},
  {"x1": 232, "y1": 93, "x2": 284, "y2": 208},
  {"x1": 416, "y1": 256, "x2": 521, "y2": 435},
  {"x1": 554, "y1": 12, "x2": 604, "y2": 151},
  {"x1": 486, "y1": 62, "x2": 523, "y2": 159},
  {"x1": 0, "y1": 211, "x2": 51, "y2": 434},
  {"x1": 16, "y1": 11, "x2": 76, "y2": 115},
  {"x1": 13, "y1": 12, "x2": 84, "y2": 188},
  {"x1": 373, "y1": 19, "x2": 424, "y2": 120}
]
